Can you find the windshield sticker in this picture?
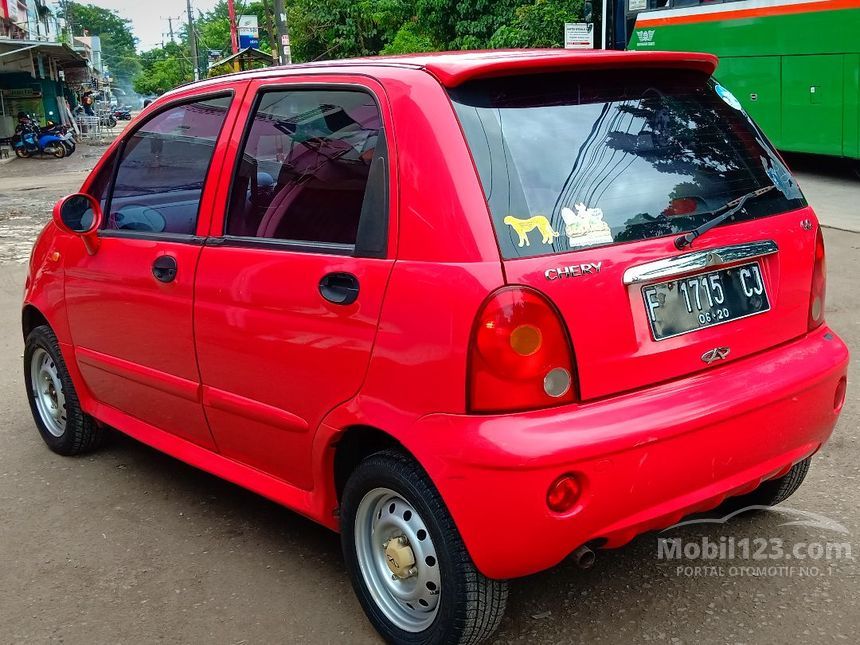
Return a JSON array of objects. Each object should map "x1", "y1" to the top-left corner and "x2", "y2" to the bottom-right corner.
[
  {"x1": 715, "y1": 84, "x2": 743, "y2": 111},
  {"x1": 503, "y1": 215, "x2": 559, "y2": 247},
  {"x1": 561, "y1": 204, "x2": 614, "y2": 249},
  {"x1": 760, "y1": 153, "x2": 803, "y2": 201}
]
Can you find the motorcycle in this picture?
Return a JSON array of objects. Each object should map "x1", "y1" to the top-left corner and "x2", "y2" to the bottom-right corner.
[
  {"x1": 43, "y1": 121, "x2": 77, "y2": 156},
  {"x1": 98, "y1": 109, "x2": 117, "y2": 128},
  {"x1": 113, "y1": 106, "x2": 132, "y2": 120},
  {"x1": 13, "y1": 127, "x2": 67, "y2": 158}
]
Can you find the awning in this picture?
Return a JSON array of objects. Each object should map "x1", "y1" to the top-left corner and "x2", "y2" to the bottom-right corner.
[{"x1": 0, "y1": 40, "x2": 88, "y2": 68}]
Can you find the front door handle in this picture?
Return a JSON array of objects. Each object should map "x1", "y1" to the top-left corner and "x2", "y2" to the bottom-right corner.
[
  {"x1": 319, "y1": 272, "x2": 359, "y2": 305},
  {"x1": 152, "y1": 255, "x2": 178, "y2": 283}
]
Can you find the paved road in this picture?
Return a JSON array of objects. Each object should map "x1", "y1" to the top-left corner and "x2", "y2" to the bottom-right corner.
[{"x1": 0, "y1": 151, "x2": 858, "y2": 644}]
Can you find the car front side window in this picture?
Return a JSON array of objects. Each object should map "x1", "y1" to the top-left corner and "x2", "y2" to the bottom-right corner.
[{"x1": 103, "y1": 94, "x2": 232, "y2": 236}]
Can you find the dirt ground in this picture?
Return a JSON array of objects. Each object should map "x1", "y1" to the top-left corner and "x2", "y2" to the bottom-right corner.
[{"x1": 0, "y1": 148, "x2": 858, "y2": 644}]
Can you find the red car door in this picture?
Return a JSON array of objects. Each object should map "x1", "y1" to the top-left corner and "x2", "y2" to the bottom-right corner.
[
  {"x1": 193, "y1": 77, "x2": 396, "y2": 489},
  {"x1": 65, "y1": 88, "x2": 245, "y2": 449}
]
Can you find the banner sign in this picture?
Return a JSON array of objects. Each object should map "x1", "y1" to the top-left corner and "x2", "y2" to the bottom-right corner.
[
  {"x1": 238, "y1": 15, "x2": 260, "y2": 50},
  {"x1": 564, "y1": 22, "x2": 594, "y2": 49}
]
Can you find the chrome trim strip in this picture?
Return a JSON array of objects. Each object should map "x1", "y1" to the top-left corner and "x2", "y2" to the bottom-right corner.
[{"x1": 622, "y1": 241, "x2": 779, "y2": 285}]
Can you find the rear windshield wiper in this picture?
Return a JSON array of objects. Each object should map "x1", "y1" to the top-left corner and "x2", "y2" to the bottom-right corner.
[{"x1": 675, "y1": 185, "x2": 775, "y2": 250}]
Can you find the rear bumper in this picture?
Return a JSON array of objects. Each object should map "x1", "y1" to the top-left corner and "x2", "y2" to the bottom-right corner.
[{"x1": 409, "y1": 327, "x2": 849, "y2": 579}]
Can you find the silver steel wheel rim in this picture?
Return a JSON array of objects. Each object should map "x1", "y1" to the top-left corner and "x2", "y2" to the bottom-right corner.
[
  {"x1": 30, "y1": 348, "x2": 67, "y2": 437},
  {"x1": 354, "y1": 487, "x2": 442, "y2": 632}
]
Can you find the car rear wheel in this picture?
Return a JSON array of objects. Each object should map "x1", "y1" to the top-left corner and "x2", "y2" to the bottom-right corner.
[
  {"x1": 724, "y1": 457, "x2": 812, "y2": 512},
  {"x1": 24, "y1": 325, "x2": 104, "y2": 455},
  {"x1": 746, "y1": 457, "x2": 812, "y2": 507},
  {"x1": 341, "y1": 450, "x2": 508, "y2": 645}
]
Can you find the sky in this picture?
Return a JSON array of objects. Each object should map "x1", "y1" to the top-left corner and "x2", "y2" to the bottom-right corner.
[{"x1": 82, "y1": 0, "x2": 221, "y2": 52}]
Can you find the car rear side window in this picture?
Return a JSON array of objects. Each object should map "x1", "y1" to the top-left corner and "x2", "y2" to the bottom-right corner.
[
  {"x1": 225, "y1": 89, "x2": 385, "y2": 250},
  {"x1": 103, "y1": 94, "x2": 232, "y2": 236},
  {"x1": 449, "y1": 70, "x2": 806, "y2": 259}
]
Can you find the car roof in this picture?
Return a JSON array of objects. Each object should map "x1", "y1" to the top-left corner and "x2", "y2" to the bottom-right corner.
[{"x1": 164, "y1": 49, "x2": 718, "y2": 98}]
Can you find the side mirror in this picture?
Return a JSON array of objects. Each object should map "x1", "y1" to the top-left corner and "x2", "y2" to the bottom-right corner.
[{"x1": 53, "y1": 193, "x2": 103, "y2": 255}]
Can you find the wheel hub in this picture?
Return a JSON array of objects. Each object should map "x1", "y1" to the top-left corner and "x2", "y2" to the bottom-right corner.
[
  {"x1": 30, "y1": 347, "x2": 67, "y2": 437},
  {"x1": 384, "y1": 535, "x2": 417, "y2": 579},
  {"x1": 354, "y1": 487, "x2": 442, "y2": 632}
]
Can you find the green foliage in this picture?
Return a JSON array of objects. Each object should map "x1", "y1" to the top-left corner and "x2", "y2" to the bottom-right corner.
[
  {"x1": 288, "y1": 0, "x2": 412, "y2": 62},
  {"x1": 133, "y1": 43, "x2": 192, "y2": 95},
  {"x1": 381, "y1": 21, "x2": 437, "y2": 55},
  {"x1": 131, "y1": 0, "x2": 592, "y2": 92},
  {"x1": 490, "y1": 0, "x2": 584, "y2": 48},
  {"x1": 60, "y1": 3, "x2": 140, "y2": 86}
]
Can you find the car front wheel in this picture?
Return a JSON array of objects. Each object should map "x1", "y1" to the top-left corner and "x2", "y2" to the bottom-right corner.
[
  {"x1": 341, "y1": 450, "x2": 508, "y2": 645},
  {"x1": 24, "y1": 325, "x2": 104, "y2": 455}
]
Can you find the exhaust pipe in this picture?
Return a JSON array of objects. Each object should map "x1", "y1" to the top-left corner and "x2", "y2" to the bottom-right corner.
[{"x1": 571, "y1": 544, "x2": 596, "y2": 569}]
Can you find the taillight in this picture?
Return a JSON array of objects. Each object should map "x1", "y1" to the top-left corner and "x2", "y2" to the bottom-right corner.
[
  {"x1": 808, "y1": 227, "x2": 826, "y2": 331},
  {"x1": 468, "y1": 286, "x2": 577, "y2": 413}
]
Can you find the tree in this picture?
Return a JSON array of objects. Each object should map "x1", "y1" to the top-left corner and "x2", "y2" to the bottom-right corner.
[
  {"x1": 133, "y1": 43, "x2": 191, "y2": 95},
  {"x1": 490, "y1": 0, "x2": 584, "y2": 48},
  {"x1": 288, "y1": 0, "x2": 411, "y2": 62},
  {"x1": 60, "y1": 3, "x2": 140, "y2": 87}
]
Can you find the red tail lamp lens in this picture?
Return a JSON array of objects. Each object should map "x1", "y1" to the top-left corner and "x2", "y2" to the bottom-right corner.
[
  {"x1": 547, "y1": 474, "x2": 582, "y2": 513},
  {"x1": 808, "y1": 227, "x2": 827, "y2": 331},
  {"x1": 469, "y1": 287, "x2": 577, "y2": 413}
]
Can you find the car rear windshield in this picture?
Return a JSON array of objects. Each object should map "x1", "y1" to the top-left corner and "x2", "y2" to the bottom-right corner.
[{"x1": 449, "y1": 69, "x2": 806, "y2": 259}]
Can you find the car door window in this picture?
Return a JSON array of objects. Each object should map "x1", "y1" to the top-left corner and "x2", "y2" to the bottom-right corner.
[
  {"x1": 225, "y1": 89, "x2": 387, "y2": 252},
  {"x1": 104, "y1": 94, "x2": 232, "y2": 236}
]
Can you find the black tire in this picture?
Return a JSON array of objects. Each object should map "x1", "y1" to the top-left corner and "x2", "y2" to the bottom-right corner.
[
  {"x1": 50, "y1": 144, "x2": 66, "y2": 159},
  {"x1": 24, "y1": 325, "x2": 104, "y2": 455},
  {"x1": 341, "y1": 450, "x2": 508, "y2": 645},
  {"x1": 728, "y1": 458, "x2": 812, "y2": 510},
  {"x1": 15, "y1": 146, "x2": 29, "y2": 158}
]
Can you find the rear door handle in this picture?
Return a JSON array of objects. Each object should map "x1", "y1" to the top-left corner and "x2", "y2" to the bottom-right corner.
[
  {"x1": 319, "y1": 272, "x2": 359, "y2": 305},
  {"x1": 152, "y1": 255, "x2": 178, "y2": 283}
]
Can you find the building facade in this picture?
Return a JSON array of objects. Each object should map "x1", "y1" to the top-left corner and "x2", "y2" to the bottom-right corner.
[{"x1": 0, "y1": 0, "x2": 101, "y2": 137}]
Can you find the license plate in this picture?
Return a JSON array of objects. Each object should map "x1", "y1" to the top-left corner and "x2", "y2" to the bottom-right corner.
[{"x1": 642, "y1": 262, "x2": 770, "y2": 341}]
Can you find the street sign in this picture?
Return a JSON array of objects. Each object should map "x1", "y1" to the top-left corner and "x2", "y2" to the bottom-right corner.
[
  {"x1": 564, "y1": 22, "x2": 594, "y2": 49},
  {"x1": 238, "y1": 15, "x2": 260, "y2": 49}
]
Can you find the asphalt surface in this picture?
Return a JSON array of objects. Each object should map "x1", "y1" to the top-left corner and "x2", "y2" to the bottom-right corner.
[{"x1": 0, "y1": 148, "x2": 858, "y2": 644}]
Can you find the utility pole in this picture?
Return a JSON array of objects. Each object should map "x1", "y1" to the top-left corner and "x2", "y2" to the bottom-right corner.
[
  {"x1": 227, "y1": 0, "x2": 239, "y2": 55},
  {"x1": 273, "y1": 0, "x2": 291, "y2": 65},
  {"x1": 186, "y1": 0, "x2": 199, "y2": 81},
  {"x1": 166, "y1": 16, "x2": 175, "y2": 43}
]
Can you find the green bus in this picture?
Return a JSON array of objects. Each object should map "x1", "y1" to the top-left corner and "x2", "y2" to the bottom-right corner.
[{"x1": 597, "y1": 0, "x2": 860, "y2": 163}]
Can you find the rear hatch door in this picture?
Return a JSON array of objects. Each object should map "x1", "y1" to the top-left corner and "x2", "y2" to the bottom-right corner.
[{"x1": 449, "y1": 67, "x2": 815, "y2": 400}]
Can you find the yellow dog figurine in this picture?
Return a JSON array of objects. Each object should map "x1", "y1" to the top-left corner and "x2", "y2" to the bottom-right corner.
[{"x1": 503, "y1": 215, "x2": 559, "y2": 247}]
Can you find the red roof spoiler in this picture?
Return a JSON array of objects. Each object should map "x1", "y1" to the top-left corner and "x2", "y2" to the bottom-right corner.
[{"x1": 421, "y1": 50, "x2": 719, "y2": 87}]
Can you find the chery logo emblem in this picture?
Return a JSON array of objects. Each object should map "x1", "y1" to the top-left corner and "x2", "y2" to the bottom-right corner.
[{"x1": 701, "y1": 346, "x2": 731, "y2": 364}]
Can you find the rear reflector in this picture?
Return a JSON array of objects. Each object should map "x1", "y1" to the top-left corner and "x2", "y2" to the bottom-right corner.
[{"x1": 547, "y1": 473, "x2": 582, "y2": 514}]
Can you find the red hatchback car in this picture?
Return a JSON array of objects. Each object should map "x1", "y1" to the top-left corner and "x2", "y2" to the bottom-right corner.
[{"x1": 23, "y1": 50, "x2": 848, "y2": 644}]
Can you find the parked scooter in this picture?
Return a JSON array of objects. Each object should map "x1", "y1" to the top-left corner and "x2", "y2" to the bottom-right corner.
[
  {"x1": 43, "y1": 121, "x2": 77, "y2": 156},
  {"x1": 13, "y1": 113, "x2": 67, "y2": 159}
]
